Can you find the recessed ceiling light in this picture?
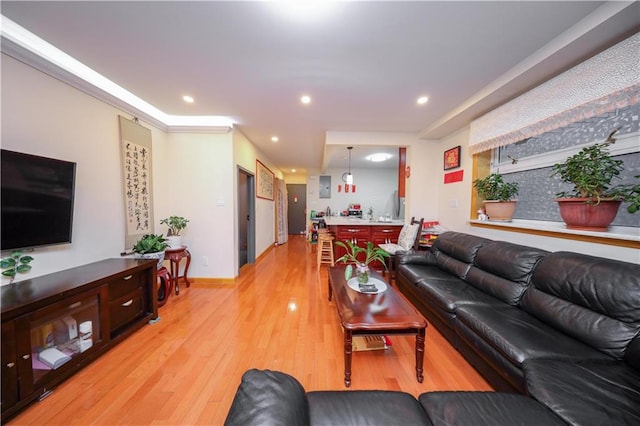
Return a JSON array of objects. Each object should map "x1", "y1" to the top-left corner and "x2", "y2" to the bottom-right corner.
[
  {"x1": 271, "y1": 136, "x2": 279, "y2": 142},
  {"x1": 291, "y1": 169, "x2": 296, "y2": 173},
  {"x1": 271, "y1": 1, "x2": 339, "y2": 22},
  {"x1": 300, "y1": 95, "x2": 311, "y2": 104},
  {"x1": 182, "y1": 95, "x2": 194, "y2": 103},
  {"x1": 366, "y1": 153, "x2": 392, "y2": 162},
  {"x1": 417, "y1": 96, "x2": 429, "y2": 105}
]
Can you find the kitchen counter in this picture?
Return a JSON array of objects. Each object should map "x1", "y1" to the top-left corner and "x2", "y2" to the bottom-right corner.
[{"x1": 323, "y1": 217, "x2": 405, "y2": 226}]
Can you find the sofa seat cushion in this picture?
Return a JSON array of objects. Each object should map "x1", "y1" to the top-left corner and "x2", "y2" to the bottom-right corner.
[
  {"x1": 225, "y1": 369, "x2": 309, "y2": 426},
  {"x1": 419, "y1": 391, "x2": 565, "y2": 426},
  {"x1": 456, "y1": 305, "x2": 611, "y2": 367},
  {"x1": 307, "y1": 390, "x2": 433, "y2": 426},
  {"x1": 525, "y1": 359, "x2": 640, "y2": 426},
  {"x1": 415, "y1": 278, "x2": 505, "y2": 313}
]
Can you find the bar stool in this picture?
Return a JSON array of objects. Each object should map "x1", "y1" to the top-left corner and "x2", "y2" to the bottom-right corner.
[{"x1": 317, "y1": 232, "x2": 335, "y2": 268}]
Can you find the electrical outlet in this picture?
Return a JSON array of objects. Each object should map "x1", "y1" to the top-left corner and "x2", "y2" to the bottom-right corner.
[
  {"x1": 202, "y1": 256, "x2": 209, "y2": 266},
  {"x1": 449, "y1": 199, "x2": 458, "y2": 208}
]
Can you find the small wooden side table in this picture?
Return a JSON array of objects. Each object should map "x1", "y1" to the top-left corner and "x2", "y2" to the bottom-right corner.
[
  {"x1": 164, "y1": 246, "x2": 191, "y2": 295},
  {"x1": 157, "y1": 266, "x2": 173, "y2": 307}
]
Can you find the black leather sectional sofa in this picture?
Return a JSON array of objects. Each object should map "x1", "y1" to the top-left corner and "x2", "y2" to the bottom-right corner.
[
  {"x1": 396, "y1": 231, "x2": 640, "y2": 425},
  {"x1": 224, "y1": 232, "x2": 640, "y2": 425},
  {"x1": 225, "y1": 368, "x2": 567, "y2": 426}
]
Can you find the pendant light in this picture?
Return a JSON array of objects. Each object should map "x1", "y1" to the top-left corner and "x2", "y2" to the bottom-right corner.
[{"x1": 342, "y1": 146, "x2": 354, "y2": 185}]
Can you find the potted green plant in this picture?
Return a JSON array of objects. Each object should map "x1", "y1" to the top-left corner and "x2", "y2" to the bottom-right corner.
[
  {"x1": 160, "y1": 216, "x2": 189, "y2": 248},
  {"x1": 551, "y1": 139, "x2": 639, "y2": 231},
  {"x1": 335, "y1": 240, "x2": 390, "y2": 284},
  {"x1": 473, "y1": 173, "x2": 519, "y2": 221},
  {"x1": 1, "y1": 251, "x2": 34, "y2": 283},
  {"x1": 132, "y1": 234, "x2": 168, "y2": 269}
]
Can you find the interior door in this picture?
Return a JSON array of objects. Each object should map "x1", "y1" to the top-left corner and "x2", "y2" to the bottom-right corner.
[
  {"x1": 238, "y1": 169, "x2": 255, "y2": 268},
  {"x1": 287, "y1": 184, "x2": 307, "y2": 235}
]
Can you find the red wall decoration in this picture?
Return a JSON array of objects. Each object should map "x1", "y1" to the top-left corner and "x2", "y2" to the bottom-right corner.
[{"x1": 444, "y1": 170, "x2": 464, "y2": 184}]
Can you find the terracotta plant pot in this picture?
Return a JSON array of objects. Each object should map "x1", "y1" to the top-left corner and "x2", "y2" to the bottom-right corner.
[
  {"x1": 483, "y1": 200, "x2": 517, "y2": 222},
  {"x1": 556, "y1": 198, "x2": 621, "y2": 231}
]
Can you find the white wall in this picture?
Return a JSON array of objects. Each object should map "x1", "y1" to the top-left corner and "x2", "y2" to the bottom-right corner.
[
  {"x1": 233, "y1": 129, "x2": 282, "y2": 265},
  {"x1": 1, "y1": 53, "x2": 280, "y2": 284},
  {"x1": 155, "y1": 132, "x2": 236, "y2": 279},
  {"x1": 1, "y1": 54, "x2": 165, "y2": 282},
  {"x1": 404, "y1": 140, "x2": 440, "y2": 223},
  {"x1": 307, "y1": 168, "x2": 397, "y2": 219}
]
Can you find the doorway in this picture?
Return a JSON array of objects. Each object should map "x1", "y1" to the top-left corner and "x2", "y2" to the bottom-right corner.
[
  {"x1": 238, "y1": 168, "x2": 255, "y2": 269},
  {"x1": 287, "y1": 184, "x2": 307, "y2": 235}
]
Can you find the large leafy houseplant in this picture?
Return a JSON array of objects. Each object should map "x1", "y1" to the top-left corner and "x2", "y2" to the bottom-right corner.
[
  {"x1": 551, "y1": 139, "x2": 639, "y2": 230},
  {"x1": 132, "y1": 234, "x2": 168, "y2": 254},
  {"x1": 335, "y1": 240, "x2": 390, "y2": 283},
  {"x1": 132, "y1": 234, "x2": 168, "y2": 269},
  {"x1": 473, "y1": 173, "x2": 519, "y2": 201},
  {"x1": 160, "y1": 216, "x2": 189, "y2": 236}
]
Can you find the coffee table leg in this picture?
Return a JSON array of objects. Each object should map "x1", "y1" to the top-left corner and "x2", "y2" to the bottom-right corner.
[
  {"x1": 415, "y1": 327, "x2": 425, "y2": 383},
  {"x1": 344, "y1": 329, "x2": 352, "y2": 387}
]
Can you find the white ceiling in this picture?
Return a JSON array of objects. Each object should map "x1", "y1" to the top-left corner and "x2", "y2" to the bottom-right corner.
[{"x1": 2, "y1": 1, "x2": 638, "y2": 173}]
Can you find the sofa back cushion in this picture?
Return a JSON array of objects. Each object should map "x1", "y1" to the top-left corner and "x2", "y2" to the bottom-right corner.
[
  {"x1": 465, "y1": 241, "x2": 548, "y2": 305},
  {"x1": 224, "y1": 369, "x2": 310, "y2": 426},
  {"x1": 522, "y1": 252, "x2": 640, "y2": 360},
  {"x1": 431, "y1": 232, "x2": 491, "y2": 279}
]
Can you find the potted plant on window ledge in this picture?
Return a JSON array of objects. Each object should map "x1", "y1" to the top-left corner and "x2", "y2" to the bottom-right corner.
[
  {"x1": 160, "y1": 216, "x2": 189, "y2": 249},
  {"x1": 473, "y1": 173, "x2": 519, "y2": 222},
  {"x1": 551, "y1": 136, "x2": 639, "y2": 231}
]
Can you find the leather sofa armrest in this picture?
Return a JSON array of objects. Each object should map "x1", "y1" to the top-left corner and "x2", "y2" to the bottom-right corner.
[
  {"x1": 224, "y1": 369, "x2": 310, "y2": 426},
  {"x1": 397, "y1": 250, "x2": 436, "y2": 266}
]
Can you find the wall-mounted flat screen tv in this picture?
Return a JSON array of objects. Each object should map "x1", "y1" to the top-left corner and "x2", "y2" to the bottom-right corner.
[{"x1": 1, "y1": 149, "x2": 76, "y2": 251}]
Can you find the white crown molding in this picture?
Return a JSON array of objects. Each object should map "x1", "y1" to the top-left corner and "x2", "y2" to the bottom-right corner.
[{"x1": 0, "y1": 15, "x2": 233, "y2": 134}]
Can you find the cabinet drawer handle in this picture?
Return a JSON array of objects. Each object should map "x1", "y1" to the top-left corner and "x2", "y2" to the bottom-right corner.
[
  {"x1": 382, "y1": 229, "x2": 393, "y2": 233},
  {"x1": 22, "y1": 354, "x2": 30, "y2": 360},
  {"x1": 6, "y1": 362, "x2": 15, "y2": 368},
  {"x1": 69, "y1": 301, "x2": 81, "y2": 309},
  {"x1": 123, "y1": 275, "x2": 133, "y2": 280},
  {"x1": 122, "y1": 299, "x2": 134, "y2": 307}
]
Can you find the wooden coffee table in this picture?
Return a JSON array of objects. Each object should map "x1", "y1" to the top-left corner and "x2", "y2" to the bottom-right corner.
[{"x1": 328, "y1": 265, "x2": 427, "y2": 387}]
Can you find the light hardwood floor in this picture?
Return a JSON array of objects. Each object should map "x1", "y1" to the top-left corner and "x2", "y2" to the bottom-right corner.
[{"x1": 8, "y1": 235, "x2": 491, "y2": 425}]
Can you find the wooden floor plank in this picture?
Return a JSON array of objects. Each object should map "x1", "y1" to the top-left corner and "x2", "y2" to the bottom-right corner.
[{"x1": 7, "y1": 235, "x2": 491, "y2": 425}]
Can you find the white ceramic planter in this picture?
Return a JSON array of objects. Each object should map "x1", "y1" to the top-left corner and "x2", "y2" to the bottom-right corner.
[{"x1": 167, "y1": 235, "x2": 183, "y2": 249}]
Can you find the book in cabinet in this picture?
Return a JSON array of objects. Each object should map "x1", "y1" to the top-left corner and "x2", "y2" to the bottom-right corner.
[{"x1": 1, "y1": 258, "x2": 158, "y2": 422}]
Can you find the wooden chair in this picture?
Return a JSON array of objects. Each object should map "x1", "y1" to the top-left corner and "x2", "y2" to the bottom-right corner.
[{"x1": 379, "y1": 217, "x2": 424, "y2": 282}]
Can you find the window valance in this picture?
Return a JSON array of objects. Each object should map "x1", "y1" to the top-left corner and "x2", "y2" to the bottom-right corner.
[{"x1": 469, "y1": 33, "x2": 640, "y2": 155}]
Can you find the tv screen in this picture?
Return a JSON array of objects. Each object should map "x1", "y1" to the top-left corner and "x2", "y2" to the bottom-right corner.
[{"x1": 1, "y1": 149, "x2": 76, "y2": 251}]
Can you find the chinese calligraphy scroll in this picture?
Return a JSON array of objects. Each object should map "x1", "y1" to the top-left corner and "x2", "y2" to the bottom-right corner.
[{"x1": 119, "y1": 116, "x2": 154, "y2": 249}]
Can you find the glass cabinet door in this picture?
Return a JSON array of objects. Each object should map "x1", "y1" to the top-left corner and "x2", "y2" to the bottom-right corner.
[{"x1": 27, "y1": 289, "x2": 102, "y2": 386}]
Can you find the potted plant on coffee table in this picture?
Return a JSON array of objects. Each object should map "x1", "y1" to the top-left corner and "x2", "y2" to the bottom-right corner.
[
  {"x1": 160, "y1": 216, "x2": 189, "y2": 248},
  {"x1": 335, "y1": 240, "x2": 390, "y2": 284},
  {"x1": 551, "y1": 137, "x2": 639, "y2": 231},
  {"x1": 473, "y1": 173, "x2": 519, "y2": 221},
  {"x1": 132, "y1": 234, "x2": 168, "y2": 269}
]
